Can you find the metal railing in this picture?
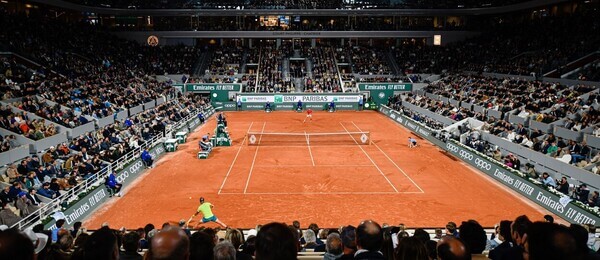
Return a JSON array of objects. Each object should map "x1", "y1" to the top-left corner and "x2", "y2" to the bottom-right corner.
[{"x1": 10, "y1": 105, "x2": 214, "y2": 230}]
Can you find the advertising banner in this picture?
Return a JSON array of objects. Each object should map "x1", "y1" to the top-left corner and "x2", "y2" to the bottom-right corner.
[
  {"x1": 44, "y1": 145, "x2": 166, "y2": 229},
  {"x1": 378, "y1": 105, "x2": 600, "y2": 225}
]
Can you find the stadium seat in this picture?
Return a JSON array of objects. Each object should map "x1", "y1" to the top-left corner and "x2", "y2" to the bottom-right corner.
[
  {"x1": 557, "y1": 154, "x2": 572, "y2": 164},
  {"x1": 197, "y1": 151, "x2": 210, "y2": 159}
]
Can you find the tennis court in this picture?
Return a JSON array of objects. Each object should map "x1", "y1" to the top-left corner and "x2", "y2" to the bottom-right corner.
[{"x1": 85, "y1": 111, "x2": 551, "y2": 229}]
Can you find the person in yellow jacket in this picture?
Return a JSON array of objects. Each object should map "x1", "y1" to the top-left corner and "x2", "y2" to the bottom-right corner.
[{"x1": 188, "y1": 197, "x2": 227, "y2": 228}]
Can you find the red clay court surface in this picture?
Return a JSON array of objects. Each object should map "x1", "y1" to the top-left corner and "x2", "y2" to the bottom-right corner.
[{"x1": 86, "y1": 111, "x2": 551, "y2": 229}]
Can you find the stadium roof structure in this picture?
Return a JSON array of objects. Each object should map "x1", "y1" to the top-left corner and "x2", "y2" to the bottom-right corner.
[{"x1": 33, "y1": 0, "x2": 569, "y2": 16}]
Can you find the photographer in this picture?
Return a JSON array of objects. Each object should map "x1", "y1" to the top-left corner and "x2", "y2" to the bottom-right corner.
[
  {"x1": 573, "y1": 184, "x2": 590, "y2": 203},
  {"x1": 556, "y1": 176, "x2": 570, "y2": 195}
]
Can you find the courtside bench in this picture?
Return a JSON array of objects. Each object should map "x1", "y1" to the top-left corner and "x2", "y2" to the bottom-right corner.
[
  {"x1": 197, "y1": 150, "x2": 210, "y2": 159},
  {"x1": 175, "y1": 131, "x2": 187, "y2": 144},
  {"x1": 164, "y1": 138, "x2": 179, "y2": 152}
]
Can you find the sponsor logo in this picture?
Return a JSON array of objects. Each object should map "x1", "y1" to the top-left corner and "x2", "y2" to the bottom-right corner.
[
  {"x1": 446, "y1": 143, "x2": 459, "y2": 153},
  {"x1": 458, "y1": 150, "x2": 474, "y2": 161},
  {"x1": 116, "y1": 161, "x2": 144, "y2": 183},
  {"x1": 417, "y1": 128, "x2": 429, "y2": 137},
  {"x1": 378, "y1": 92, "x2": 386, "y2": 99},
  {"x1": 390, "y1": 114, "x2": 397, "y2": 119},
  {"x1": 474, "y1": 158, "x2": 491, "y2": 171},
  {"x1": 274, "y1": 95, "x2": 283, "y2": 103},
  {"x1": 224, "y1": 103, "x2": 236, "y2": 108},
  {"x1": 536, "y1": 192, "x2": 565, "y2": 213}
]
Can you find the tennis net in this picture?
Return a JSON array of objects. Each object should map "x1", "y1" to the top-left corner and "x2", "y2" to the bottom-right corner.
[{"x1": 246, "y1": 131, "x2": 371, "y2": 146}]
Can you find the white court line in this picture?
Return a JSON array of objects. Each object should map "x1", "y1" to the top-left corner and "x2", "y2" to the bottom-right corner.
[
  {"x1": 253, "y1": 164, "x2": 373, "y2": 167},
  {"x1": 253, "y1": 145, "x2": 364, "y2": 148},
  {"x1": 339, "y1": 122, "x2": 399, "y2": 193},
  {"x1": 352, "y1": 121, "x2": 425, "y2": 193},
  {"x1": 220, "y1": 191, "x2": 423, "y2": 195},
  {"x1": 305, "y1": 131, "x2": 315, "y2": 166},
  {"x1": 243, "y1": 122, "x2": 266, "y2": 194},
  {"x1": 218, "y1": 122, "x2": 255, "y2": 194}
]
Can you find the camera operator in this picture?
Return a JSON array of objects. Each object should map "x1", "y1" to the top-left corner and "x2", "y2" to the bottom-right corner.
[{"x1": 573, "y1": 184, "x2": 590, "y2": 203}]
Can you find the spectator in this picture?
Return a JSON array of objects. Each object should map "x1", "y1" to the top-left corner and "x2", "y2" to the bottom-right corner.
[
  {"x1": 0, "y1": 228, "x2": 35, "y2": 260},
  {"x1": 573, "y1": 184, "x2": 590, "y2": 203},
  {"x1": 458, "y1": 220, "x2": 487, "y2": 259},
  {"x1": 83, "y1": 226, "x2": 119, "y2": 260},
  {"x1": 527, "y1": 222, "x2": 582, "y2": 260},
  {"x1": 189, "y1": 230, "x2": 215, "y2": 260},
  {"x1": 507, "y1": 215, "x2": 532, "y2": 260},
  {"x1": 436, "y1": 236, "x2": 470, "y2": 260},
  {"x1": 339, "y1": 225, "x2": 356, "y2": 260},
  {"x1": 302, "y1": 229, "x2": 318, "y2": 251},
  {"x1": 255, "y1": 222, "x2": 297, "y2": 260},
  {"x1": 394, "y1": 236, "x2": 428, "y2": 260},
  {"x1": 71, "y1": 221, "x2": 83, "y2": 238},
  {"x1": 589, "y1": 191, "x2": 600, "y2": 207},
  {"x1": 149, "y1": 226, "x2": 190, "y2": 260},
  {"x1": 540, "y1": 172, "x2": 556, "y2": 188},
  {"x1": 323, "y1": 233, "x2": 343, "y2": 260},
  {"x1": 0, "y1": 201, "x2": 22, "y2": 226},
  {"x1": 51, "y1": 219, "x2": 66, "y2": 243},
  {"x1": 214, "y1": 241, "x2": 237, "y2": 260},
  {"x1": 556, "y1": 177, "x2": 570, "y2": 195},
  {"x1": 120, "y1": 231, "x2": 142, "y2": 260},
  {"x1": 26, "y1": 189, "x2": 42, "y2": 206},
  {"x1": 446, "y1": 222, "x2": 459, "y2": 237},
  {"x1": 37, "y1": 182, "x2": 56, "y2": 199},
  {"x1": 355, "y1": 220, "x2": 384, "y2": 260},
  {"x1": 488, "y1": 220, "x2": 515, "y2": 260},
  {"x1": 224, "y1": 228, "x2": 252, "y2": 260}
]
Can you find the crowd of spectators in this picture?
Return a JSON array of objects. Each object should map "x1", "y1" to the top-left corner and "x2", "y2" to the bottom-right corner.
[
  {"x1": 304, "y1": 47, "x2": 342, "y2": 93},
  {"x1": 0, "y1": 10, "x2": 195, "y2": 121},
  {"x1": 350, "y1": 46, "x2": 392, "y2": 75},
  {"x1": 12, "y1": 96, "x2": 87, "y2": 128},
  {"x1": 403, "y1": 94, "x2": 474, "y2": 122},
  {"x1": 206, "y1": 47, "x2": 243, "y2": 76},
  {"x1": 414, "y1": 74, "x2": 600, "y2": 177},
  {"x1": 257, "y1": 47, "x2": 293, "y2": 92},
  {"x1": 62, "y1": 0, "x2": 533, "y2": 9},
  {"x1": 394, "y1": 8, "x2": 600, "y2": 76},
  {"x1": 0, "y1": 134, "x2": 18, "y2": 153},
  {"x1": 0, "y1": 93, "x2": 209, "y2": 223},
  {"x1": 0, "y1": 105, "x2": 58, "y2": 141},
  {"x1": 2, "y1": 214, "x2": 600, "y2": 260}
]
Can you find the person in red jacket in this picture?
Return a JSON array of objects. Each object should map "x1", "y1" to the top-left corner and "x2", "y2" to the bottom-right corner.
[{"x1": 303, "y1": 108, "x2": 313, "y2": 123}]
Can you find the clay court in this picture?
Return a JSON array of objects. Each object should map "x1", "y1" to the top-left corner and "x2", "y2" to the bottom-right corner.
[{"x1": 86, "y1": 111, "x2": 550, "y2": 229}]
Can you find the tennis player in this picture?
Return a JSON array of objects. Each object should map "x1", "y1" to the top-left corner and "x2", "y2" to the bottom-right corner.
[
  {"x1": 408, "y1": 137, "x2": 417, "y2": 148},
  {"x1": 189, "y1": 197, "x2": 227, "y2": 228},
  {"x1": 303, "y1": 108, "x2": 313, "y2": 123}
]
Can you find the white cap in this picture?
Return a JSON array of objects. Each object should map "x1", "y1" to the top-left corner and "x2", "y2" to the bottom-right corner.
[{"x1": 23, "y1": 228, "x2": 49, "y2": 255}]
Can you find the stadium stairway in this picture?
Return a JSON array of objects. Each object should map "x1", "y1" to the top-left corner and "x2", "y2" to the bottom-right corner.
[
  {"x1": 194, "y1": 51, "x2": 212, "y2": 77},
  {"x1": 386, "y1": 50, "x2": 402, "y2": 76}
]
